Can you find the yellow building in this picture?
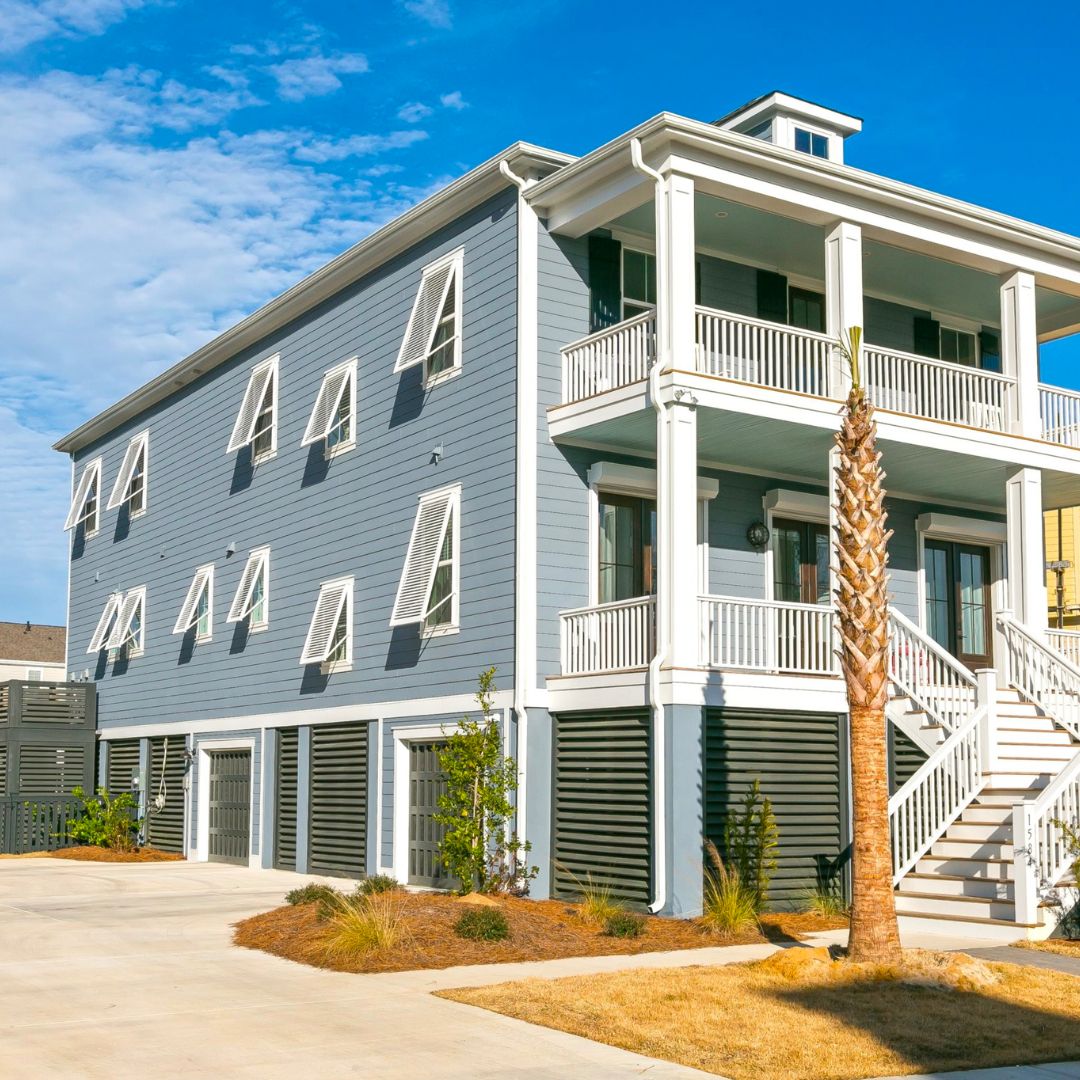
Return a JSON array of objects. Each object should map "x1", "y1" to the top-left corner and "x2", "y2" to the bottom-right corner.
[{"x1": 1045, "y1": 507, "x2": 1080, "y2": 628}]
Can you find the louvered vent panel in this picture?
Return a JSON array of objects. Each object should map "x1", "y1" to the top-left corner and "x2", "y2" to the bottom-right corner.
[
  {"x1": 107, "y1": 740, "x2": 141, "y2": 800},
  {"x1": 18, "y1": 745, "x2": 86, "y2": 796},
  {"x1": 274, "y1": 727, "x2": 299, "y2": 871},
  {"x1": 20, "y1": 684, "x2": 90, "y2": 726},
  {"x1": 146, "y1": 736, "x2": 186, "y2": 853},
  {"x1": 309, "y1": 722, "x2": 367, "y2": 877}
]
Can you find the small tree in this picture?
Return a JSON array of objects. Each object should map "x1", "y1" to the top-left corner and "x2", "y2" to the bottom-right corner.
[
  {"x1": 434, "y1": 668, "x2": 537, "y2": 894},
  {"x1": 723, "y1": 778, "x2": 779, "y2": 912},
  {"x1": 66, "y1": 786, "x2": 141, "y2": 851}
]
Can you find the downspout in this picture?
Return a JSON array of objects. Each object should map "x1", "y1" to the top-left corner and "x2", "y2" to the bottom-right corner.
[{"x1": 632, "y1": 138, "x2": 669, "y2": 914}]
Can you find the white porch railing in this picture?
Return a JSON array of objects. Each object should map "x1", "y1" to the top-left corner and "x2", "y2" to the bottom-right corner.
[
  {"x1": 889, "y1": 708, "x2": 987, "y2": 883},
  {"x1": 560, "y1": 311, "x2": 656, "y2": 404},
  {"x1": 888, "y1": 608, "x2": 977, "y2": 735},
  {"x1": 698, "y1": 595, "x2": 837, "y2": 675},
  {"x1": 1040, "y1": 383, "x2": 1080, "y2": 448},
  {"x1": 1048, "y1": 628, "x2": 1080, "y2": 669},
  {"x1": 694, "y1": 307, "x2": 832, "y2": 396},
  {"x1": 863, "y1": 344, "x2": 1014, "y2": 432},
  {"x1": 559, "y1": 596, "x2": 656, "y2": 676},
  {"x1": 1000, "y1": 615, "x2": 1080, "y2": 742}
]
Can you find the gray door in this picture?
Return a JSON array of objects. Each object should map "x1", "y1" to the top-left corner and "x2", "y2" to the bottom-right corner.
[
  {"x1": 207, "y1": 749, "x2": 250, "y2": 865},
  {"x1": 408, "y1": 741, "x2": 451, "y2": 888},
  {"x1": 552, "y1": 710, "x2": 652, "y2": 907},
  {"x1": 147, "y1": 736, "x2": 186, "y2": 854}
]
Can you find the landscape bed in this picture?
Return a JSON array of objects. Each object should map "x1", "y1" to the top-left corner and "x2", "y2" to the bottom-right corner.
[
  {"x1": 233, "y1": 891, "x2": 846, "y2": 974},
  {"x1": 49, "y1": 846, "x2": 183, "y2": 863},
  {"x1": 440, "y1": 948, "x2": 1080, "y2": 1080}
]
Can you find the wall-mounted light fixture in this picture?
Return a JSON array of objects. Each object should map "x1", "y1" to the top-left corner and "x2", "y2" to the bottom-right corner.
[
  {"x1": 746, "y1": 521, "x2": 770, "y2": 549},
  {"x1": 225, "y1": 541, "x2": 237, "y2": 556},
  {"x1": 432, "y1": 443, "x2": 444, "y2": 464}
]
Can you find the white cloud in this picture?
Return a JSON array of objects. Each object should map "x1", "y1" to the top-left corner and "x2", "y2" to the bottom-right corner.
[
  {"x1": 397, "y1": 101, "x2": 433, "y2": 123},
  {"x1": 401, "y1": 0, "x2": 451, "y2": 28},
  {"x1": 0, "y1": 66, "x2": 434, "y2": 622},
  {"x1": 266, "y1": 50, "x2": 369, "y2": 102},
  {"x1": 439, "y1": 90, "x2": 467, "y2": 110},
  {"x1": 0, "y1": 0, "x2": 147, "y2": 53}
]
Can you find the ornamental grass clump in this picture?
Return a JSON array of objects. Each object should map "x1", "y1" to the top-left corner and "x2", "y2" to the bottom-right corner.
[
  {"x1": 454, "y1": 906, "x2": 510, "y2": 942},
  {"x1": 356, "y1": 874, "x2": 401, "y2": 897},
  {"x1": 603, "y1": 911, "x2": 645, "y2": 938},
  {"x1": 570, "y1": 872, "x2": 622, "y2": 927},
  {"x1": 701, "y1": 840, "x2": 758, "y2": 938},
  {"x1": 323, "y1": 892, "x2": 403, "y2": 957}
]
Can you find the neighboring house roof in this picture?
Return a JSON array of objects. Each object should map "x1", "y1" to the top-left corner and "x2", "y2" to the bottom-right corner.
[
  {"x1": 53, "y1": 141, "x2": 574, "y2": 455},
  {"x1": 0, "y1": 622, "x2": 66, "y2": 664}
]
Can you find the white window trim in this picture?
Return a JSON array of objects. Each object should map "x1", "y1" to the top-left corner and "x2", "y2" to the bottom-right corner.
[
  {"x1": 193, "y1": 736, "x2": 256, "y2": 866},
  {"x1": 391, "y1": 722, "x2": 453, "y2": 882},
  {"x1": 300, "y1": 575, "x2": 353, "y2": 671},
  {"x1": 87, "y1": 592, "x2": 122, "y2": 653},
  {"x1": 394, "y1": 247, "x2": 464, "y2": 386},
  {"x1": 390, "y1": 484, "x2": 461, "y2": 629},
  {"x1": 173, "y1": 564, "x2": 214, "y2": 642},
  {"x1": 227, "y1": 355, "x2": 279, "y2": 461},
  {"x1": 107, "y1": 430, "x2": 150, "y2": 516},
  {"x1": 107, "y1": 587, "x2": 146, "y2": 656},
  {"x1": 423, "y1": 500, "x2": 460, "y2": 638},
  {"x1": 302, "y1": 356, "x2": 357, "y2": 457},
  {"x1": 65, "y1": 457, "x2": 102, "y2": 535},
  {"x1": 227, "y1": 547, "x2": 270, "y2": 631}
]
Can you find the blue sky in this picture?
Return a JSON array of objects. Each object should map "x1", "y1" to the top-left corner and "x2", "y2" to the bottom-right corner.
[{"x1": 2, "y1": 0, "x2": 1080, "y2": 626}]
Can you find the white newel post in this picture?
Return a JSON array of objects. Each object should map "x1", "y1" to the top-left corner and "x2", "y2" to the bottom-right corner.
[
  {"x1": 975, "y1": 667, "x2": 998, "y2": 774},
  {"x1": 1001, "y1": 270, "x2": 1040, "y2": 439},
  {"x1": 1012, "y1": 800, "x2": 1039, "y2": 925},
  {"x1": 1005, "y1": 466, "x2": 1046, "y2": 635},
  {"x1": 825, "y1": 221, "x2": 863, "y2": 400}
]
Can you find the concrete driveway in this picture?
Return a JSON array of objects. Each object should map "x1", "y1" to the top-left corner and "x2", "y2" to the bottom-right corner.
[{"x1": 0, "y1": 858, "x2": 717, "y2": 1080}]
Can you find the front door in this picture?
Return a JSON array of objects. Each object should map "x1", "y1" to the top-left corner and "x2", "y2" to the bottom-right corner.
[
  {"x1": 408, "y1": 741, "x2": 452, "y2": 888},
  {"x1": 924, "y1": 540, "x2": 993, "y2": 669},
  {"x1": 772, "y1": 518, "x2": 830, "y2": 605},
  {"x1": 597, "y1": 493, "x2": 657, "y2": 603},
  {"x1": 207, "y1": 749, "x2": 251, "y2": 865}
]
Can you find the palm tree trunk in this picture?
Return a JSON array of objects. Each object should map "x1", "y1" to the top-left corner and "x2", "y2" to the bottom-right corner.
[{"x1": 835, "y1": 382, "x2": 903, "y2": 964}]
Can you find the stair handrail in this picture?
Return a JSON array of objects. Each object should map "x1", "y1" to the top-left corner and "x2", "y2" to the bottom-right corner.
[
  {"x1": 888, "y1": 706, "x2": 987, "y2": 884},
  {"x1": 888, "y1": 608, "x2": 978, "y2": 735},
  {"x1": 1012, "y1": 748, "x2": 1080, "y2": 926},
  {"x1": 998, "y1": 612, "x2": 1080, "y2": 742}
]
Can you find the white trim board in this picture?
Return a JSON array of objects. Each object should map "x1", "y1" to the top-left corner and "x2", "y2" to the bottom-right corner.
[
  {"x1": 390, "y1": 722, "x2": 453, "y2": 882},
  {"x1": 587, "y1": 460, "x2": 719, "y2": 500}
]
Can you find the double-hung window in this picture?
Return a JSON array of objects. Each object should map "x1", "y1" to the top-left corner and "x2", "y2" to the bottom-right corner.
[
  {"x1": 301, "y1": 576, "x2": 353, "y2": 670},
  {"x1": 91, "y1": 587, "x2": 146, "y2": 657},
  {"x1": 173, "y1": 564, "x2": 214, "y2": 642},
  {"x1": 107, "y1": 431, "x2": 149, "y2": 517},
  {"x1": 622, "y1": 248, "x2": 656, "y2": 320},
  {"x1": 394, "y1": 248, "x2": 463, "y2": 386},
  {"x1": 65, "y1": 458, "x2": 102, "y2": 536},
  {"x1": 227, "y1": 547, "x2": 270, "y2": 631},
  {"x1": 390, "y1": 485, "x2": 460, "y2": 634},
  {"x1": 794, "y1": 127, "x2": 829, "y2": 159},
  {"x1": 940, "y1": 326, "x2": 978, "y2": 368},
  {"x1": 228, "y1": 355, "x2": 278, "y2": 462},
  {"x1": 302, "y1": 357, "x2": 356, "y2": 456}
]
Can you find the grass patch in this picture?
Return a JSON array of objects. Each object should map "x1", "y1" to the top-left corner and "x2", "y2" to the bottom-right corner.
[
  {"x1": 603, "y1": 911, "x2": 645, "y2": 938},
  {"x1": 1014, "y1": 938, "x2": 1080, "y2": 958},
  {"x1": 574, "y1": 875, "x2": 622, "y2": 927},
  {"x1": 440, "y1": 951, "x2": 1080, "y2": 1080},
  {"x1": 701, "y1": 844, "x2": 759, "y2": 939},
  {"x1": 324, "y1": 893, "x2": 403, "y2": 958},
  {"x1": 455, "y1": 907, "x2": 510, "y2": 941}
]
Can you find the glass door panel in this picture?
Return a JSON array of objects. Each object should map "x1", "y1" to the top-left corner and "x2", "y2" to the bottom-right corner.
[
  {"x1": 923, "y1": 540, "x2": 992, "y2": 669},
  {"x1": 597, "y1": 494, "x2": 656, "y2": 604}
]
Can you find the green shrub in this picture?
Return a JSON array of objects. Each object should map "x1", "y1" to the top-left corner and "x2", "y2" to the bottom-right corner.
[
  {"x1": 357, "y1": 874, "x2": 401, "y2": 896},
  {"x1": 454, "y1": 906, "x2": 510, "y2": 941},
  {"x1": 702, "y1": 840, "x2": 759, "y2": 938},
  {"x1": 324, "y1": 893, "x2": 402, "y2": 956},
  {"x1": 285, "y1": 882, "x2": 340, "y2": 917},
  {"x1": 65, "y1": 786, "x2": 140, "y2": 851},
  {"x1": 723, "y1": 779, "x2": 778, "y2": 912},
  {"x1": 603, "y1": 911, "x2": 645, "y2": 938}
]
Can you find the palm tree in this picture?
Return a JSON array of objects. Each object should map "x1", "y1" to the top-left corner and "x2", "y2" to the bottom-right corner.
[{"x1": 834, "y1": 326, "x2": 902, "y2": 963}]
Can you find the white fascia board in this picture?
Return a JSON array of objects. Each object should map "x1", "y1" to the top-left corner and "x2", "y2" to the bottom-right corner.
[
  {"x1": 717, "y1": 92, "x2": 863, "y2": 137},
  {"x1": 54, "y1": 143, "x2": 574, "y2": 455}
]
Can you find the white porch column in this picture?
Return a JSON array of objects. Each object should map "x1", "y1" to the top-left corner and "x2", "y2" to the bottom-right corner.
[
  {"x1": 655, "y1": 172, "x2": 696, "y2": 373},
  {"x1": 825, "y1": 221, "x2": 863, "y2": 399},
  {"x1": 1001, "y1": 270, "x2": 1040, "y2": 438},
  {"x1": 1006, "y1": 466, "x2": 1046, "y2": 632}
]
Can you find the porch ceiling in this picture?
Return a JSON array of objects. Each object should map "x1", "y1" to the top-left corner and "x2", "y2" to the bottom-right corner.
[{"x1": 555, "y1": 408, "x2": 1080, "y2": 511}]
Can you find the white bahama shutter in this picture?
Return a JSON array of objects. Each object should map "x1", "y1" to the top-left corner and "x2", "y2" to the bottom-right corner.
[
  {"x1": 107, "y1": 431, "x2": 149, "y2": 510},
  {"x1": 173, "y1": 565, "x2": 213, "y2": 634},
  {"x1": 393, "y1": 250, "x2": 461, "y2": 373},
  {"x1": 107, "y1": 588, "x2": 145, "y2": 650},
  {"x1": 301, "y1": 360, "x2": 354, "y2": 446},
  {"x1": 65, "y1": 458, "x2": 102, "y2": 531},
  {"x1": 87, "y1": 593, "x2": 122, "y2": 653},
  {"x1": 227, "y1": 357, "x2": 277, "y2": 453},
  {"x1": 389, "y1": 486, "x2": 457, "y2": 626},
  {"x1": 300, "y1": 578, "x2": 352, "y2": 665},
  {"x1": 227, "y1": 548, "x2": 269, "y2": 622}
]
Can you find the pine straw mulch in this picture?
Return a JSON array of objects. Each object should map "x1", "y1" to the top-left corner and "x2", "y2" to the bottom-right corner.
[
  {"x1": 48, "y1": 846, "x2": 184, "y2": 863},
  {"x1": 233, "y1": 892, "x2": 846, "y2": 975},
  {"x1": 1014, "y1": 938, "x2": 1080, "y2": 959}
]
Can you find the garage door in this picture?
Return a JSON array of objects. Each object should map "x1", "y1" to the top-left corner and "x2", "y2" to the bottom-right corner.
[
  {"x1": 407, "y1": 741, "x2": 451, "y2": 888},
  {"x1": 207, "y1": 749, "x2": 251, "y2": 865},
  {"x1": 146, "y1": 736, "x2": 186, "y2": 854},
  {"x1": 309, "y1": 722, "x2": 367, "y2": 877},
  {"x1": 274, "y1": 727, "x2": 299, "y2": 871},
  {"x1": 552, "y1": 710, "x2": 651, "y2": 907},
  {"x1": 705, "y1": 709, "x2": 844, "y2": 910}
]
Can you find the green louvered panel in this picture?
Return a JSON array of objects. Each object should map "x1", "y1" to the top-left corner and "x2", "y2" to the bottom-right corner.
[
  {"x1": 309, "y1": 722, "x2": 367, "y2": 877},
  {"x1": 274, "y1": 727, "x2": 299, "y2": 871},
  {"x1": 18, "y1": 745, "x2": 87, "y2": 795},
  {"x1": 705, "y1": 709, "x2": 844, "y2": 911},
  {"x1": 552, "y1": 709, "x2": 652, "y2": 907},
  {"x1": 146, "y1": 736, "x2": 186, "y2": 853},
  {"x1": 106, "y1": 740, "x2": 141, "y2": 800},
  {"x1": 889, "y1": 726, "x2": 927, "y2": 794},
  {"x1": 0, "y1": 745, "x2": 7, "y2": 796},
  {"x1": 207, "y1": 749, "x2": 251, "y2": 865}
]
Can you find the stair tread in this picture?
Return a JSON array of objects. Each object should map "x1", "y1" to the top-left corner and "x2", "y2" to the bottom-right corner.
[
  {"x1": 898, "y1": 910, "x2": 1040, "y2": 928},
  {"x1": 897, "y1": 889, "x2": 1008, "y2": 905}
]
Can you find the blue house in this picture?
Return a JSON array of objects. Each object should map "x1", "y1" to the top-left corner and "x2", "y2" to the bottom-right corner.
[{"x1": 56, "y1": 92, "x2": 1080, "y2": 939}]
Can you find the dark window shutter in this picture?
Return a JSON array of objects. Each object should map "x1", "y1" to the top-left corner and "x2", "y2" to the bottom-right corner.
[
  {"x1": 588, "y1": 235, "x2": 622, "y2": 332},
  {"x1": 695, "y1": 260, "x2": 702, "y2": 306},
  {"x1": 979, "y1": 327, "x2": 1002, "y2": 372},
  {"x1": 913, "y1": 315, "x2": 941, "y2": 358},
  {"x1": 756, "y1": 270, "x2": 788, "y2": 324}
]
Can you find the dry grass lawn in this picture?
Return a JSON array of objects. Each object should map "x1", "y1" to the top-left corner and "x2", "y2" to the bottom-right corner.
[
  {"x1": 440, "y1": 949, "x2": 1080, "y2": 1080},
  {"x1": 1015, "y1": 938, "x2": 1080, "y2": 959}
]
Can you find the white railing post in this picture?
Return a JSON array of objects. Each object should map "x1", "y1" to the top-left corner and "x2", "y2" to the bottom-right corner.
[
  {"x1": 1001, "y1": 269, "x2": 1040, "y2": 439},
  {"x1": 1012, "y1": 800, "x2": 1040, "y2": 925},
  {"x1": 975, "y1": 668, "x2": 998, "y2": 774}
]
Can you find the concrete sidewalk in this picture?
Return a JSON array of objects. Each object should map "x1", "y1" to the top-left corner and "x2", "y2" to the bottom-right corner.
[{"x1": 874, "y1": 1065, "x2": 1080, "y2": 1079}]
